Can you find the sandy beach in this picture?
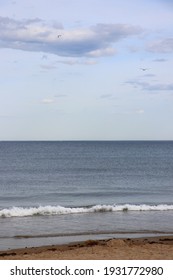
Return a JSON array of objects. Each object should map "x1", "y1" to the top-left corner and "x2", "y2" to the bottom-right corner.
[{"x1": 0, "y1": 236, "x2": 172, "y2": 260}]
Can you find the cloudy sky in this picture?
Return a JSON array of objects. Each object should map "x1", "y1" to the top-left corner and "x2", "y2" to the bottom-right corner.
[{"x1": 0, "y1": 0, "x2": 173, "y2": 140}]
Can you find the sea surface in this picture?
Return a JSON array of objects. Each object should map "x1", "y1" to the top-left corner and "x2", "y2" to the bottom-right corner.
[{"x1": 0, "y1": 141, "x2": 173, "y2": 250}]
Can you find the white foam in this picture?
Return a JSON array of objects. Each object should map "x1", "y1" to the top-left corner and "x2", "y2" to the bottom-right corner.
[{"x1": 0, "y1": 204, "x2": 173, "y2": 218}]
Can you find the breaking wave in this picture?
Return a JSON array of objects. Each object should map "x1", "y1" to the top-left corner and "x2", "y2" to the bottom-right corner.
[{"x1": 0, "y1": 204, "x2": 173, "y2": 218}]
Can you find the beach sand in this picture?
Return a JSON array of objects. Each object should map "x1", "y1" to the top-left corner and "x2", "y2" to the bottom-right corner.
[{"x1": 0, "y1": 236, "x2": 173, "y2": 260}]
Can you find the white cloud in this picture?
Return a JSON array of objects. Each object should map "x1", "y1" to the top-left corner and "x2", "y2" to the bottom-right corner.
[
  {"x1": 136, "y1": 109, "x2": 144, "y2": 114},
  {"x1": 87, "y1": 47, "x2": 116, "y2": 57},
  {"x1": 0, "y1": 16, "x2": 142, "y2": 57},
  {"x1": 41, "y1": 98, "x2": 55, "y2": 104},
  {"x1": 118, "y1": 109, "x2": 145, "y2": 115}
]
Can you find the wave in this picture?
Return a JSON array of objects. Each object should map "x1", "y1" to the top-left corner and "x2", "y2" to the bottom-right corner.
[{"x1": 0, "y1": 204, "x2": 173, "y2": 218}]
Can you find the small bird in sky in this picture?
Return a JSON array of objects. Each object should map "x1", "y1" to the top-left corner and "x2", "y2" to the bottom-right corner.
[
  {"x1": 57, "y1": 34, "x2": 62, "y2": 38},
  {"x1": 140, "y1": 68, "x2": 149, "y2": 71}
]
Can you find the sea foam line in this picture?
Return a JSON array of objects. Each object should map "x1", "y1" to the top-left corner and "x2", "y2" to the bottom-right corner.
[{"x1": 0, "y1": 204, "x2": 173, "y2": 218}]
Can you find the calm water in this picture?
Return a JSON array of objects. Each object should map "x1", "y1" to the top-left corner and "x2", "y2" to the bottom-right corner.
[{"x1": 0, "y1": 141, "x2": 173, "y2": 250}]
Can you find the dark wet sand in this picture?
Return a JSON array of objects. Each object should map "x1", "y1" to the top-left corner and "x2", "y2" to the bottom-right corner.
[{"x1": 0, "y1": 236, "x2": 173, "y2": 260}]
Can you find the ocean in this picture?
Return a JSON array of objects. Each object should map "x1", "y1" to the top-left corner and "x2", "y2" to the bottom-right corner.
[{"x1": 0, "y1": 141, "x2": 173, "y2": 251}]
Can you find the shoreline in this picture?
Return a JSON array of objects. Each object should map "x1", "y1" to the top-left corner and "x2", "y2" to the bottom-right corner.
[{"x1": 0, "y1": 235, "x2": 173, "y2": 260}]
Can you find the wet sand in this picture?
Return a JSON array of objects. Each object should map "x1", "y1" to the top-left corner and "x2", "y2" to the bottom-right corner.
[{"x1": 0, "y1": 236, "x2": 173, "y2": 260}]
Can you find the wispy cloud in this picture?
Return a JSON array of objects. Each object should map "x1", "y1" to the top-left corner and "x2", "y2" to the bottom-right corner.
[
  {"x1": 100, "y1": 94, "x2": 113, "y2": 99},
  {"x1": 117, "y1": 109, "x2": 145, "y2": 115},
  {"x1": 147, "y1": 38, "x2": 173, "y2": 53},
  {"x1": 40, "y1": 64, "x2": 57, "y2": 70},
  {"x1": 142, "y1": 74, "x2": 156, "y2": 78},
  {"x1": 54, "y1": 94, "x2": 67, "y2": 98},
  {"x1": 145, "y1": 83, "x2": 173, "y2": 91},
  {"x1": 0, "y1": 114, "x2": 14, "y2": 118},
  {"x1": 152, "y1": 58, "x2": 167, "y2": 62},
  {"x1": 127, "y1": 79, "x2": 173, "y2": 92},
  {"x1": 56, "y1": 58, "x2": 98, "y2": 65},
  {"x1": 0, "y1": 16, "x2": 142, "y2": 58}
]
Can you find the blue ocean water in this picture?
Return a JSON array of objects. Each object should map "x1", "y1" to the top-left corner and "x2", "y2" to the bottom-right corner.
[{"x1": 0, "y1": 141, "x2": 173, "y2": 250}]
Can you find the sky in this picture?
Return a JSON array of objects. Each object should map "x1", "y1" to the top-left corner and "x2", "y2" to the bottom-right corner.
[{"x1": 0, "y1": 0, "x2": 173, "y2": 140}]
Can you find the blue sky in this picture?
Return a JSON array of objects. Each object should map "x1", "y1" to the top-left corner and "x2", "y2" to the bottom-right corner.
[{"x1": 0, "y1": 0, "x2": 173, "y2": 140}]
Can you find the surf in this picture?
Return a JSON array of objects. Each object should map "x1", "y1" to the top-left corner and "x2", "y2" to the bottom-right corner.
[{"x1": 1, "y1": 203, "x2": 173, "y2": 218}]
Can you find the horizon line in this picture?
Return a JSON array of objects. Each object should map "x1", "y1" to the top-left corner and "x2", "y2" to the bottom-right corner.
[{"x1": 0, "y1": 139, "x2": 173, "y2": 142}]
